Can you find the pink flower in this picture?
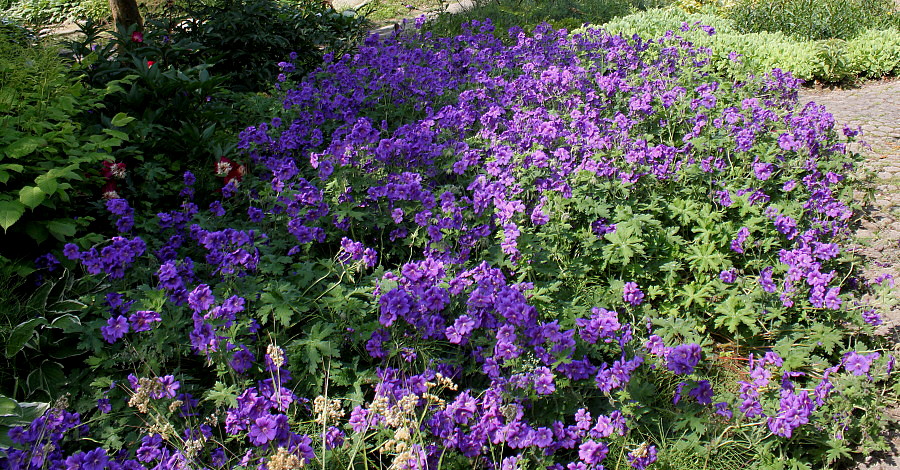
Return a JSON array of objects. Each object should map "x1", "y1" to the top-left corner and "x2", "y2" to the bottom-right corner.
[{"x1": 131, "y1": 31, "x2": 144, "y2": 43}]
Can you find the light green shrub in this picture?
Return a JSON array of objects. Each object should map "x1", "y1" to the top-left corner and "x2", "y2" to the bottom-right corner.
[
  {"x1": 845, "y1": 28, "x2": 900, "y2": 78},
  {"x1": 597, "y1": 7, "x2": 899, "y2": 82},
  {"x1": 3, "y1": 0, "x2": 109, "y2": 24}
]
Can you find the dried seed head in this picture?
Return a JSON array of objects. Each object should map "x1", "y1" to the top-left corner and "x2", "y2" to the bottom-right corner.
[
  {"x1": 313, "y1": 395, "x2": 344, "y2": 425},
  {"x1": 267, "y1": 447, "x2": 303, "y2": 470},
  {"x1": 183, "y1": 438, "x2": 203, "y2": 459},
  {"x1": 267, "y1": 344, "x2": 285, "y2": 368}
]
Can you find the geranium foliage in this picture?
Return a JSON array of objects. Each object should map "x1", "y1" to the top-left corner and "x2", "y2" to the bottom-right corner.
[{"x1": 2, "y1": 20, "x2": 896, "y2": 470}]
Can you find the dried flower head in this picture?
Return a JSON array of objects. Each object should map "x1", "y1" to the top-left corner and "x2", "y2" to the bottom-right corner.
[
  {"x1": 267, "y1": 447, "x2": 303, "y2": 470},
  {"x1": 267, "y1": 344, "x2": 285, "y2": 368},
  {"x1": 313, "y1": 395, "x2": 344, "y2": 425}
]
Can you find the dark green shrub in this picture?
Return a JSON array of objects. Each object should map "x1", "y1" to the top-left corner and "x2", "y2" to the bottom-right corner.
[
  {"x1": 727, "y1": 0, "x2": 900, "y2": 41},
  {"x1": 425, "y1": 0, "x2": 670, "y2": 39},
  {"x1": 168, "y1": 0, "x2": 369, "y2": 91},
  {"x1": 0, "y1": 268, "x2": 94, "y2": 403},
  {"x1": 66, "y1": 20, "x2": 255, "y2": 211}
]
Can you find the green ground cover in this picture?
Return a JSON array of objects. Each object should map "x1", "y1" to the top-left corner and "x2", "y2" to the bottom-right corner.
[{"x1": 0, "y1": 1, "x2": 898, "y2": 469}]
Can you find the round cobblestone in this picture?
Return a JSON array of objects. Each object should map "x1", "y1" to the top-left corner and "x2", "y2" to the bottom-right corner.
[{"x1": 800, "y1": 78, "x2": 900, "y2": 470}]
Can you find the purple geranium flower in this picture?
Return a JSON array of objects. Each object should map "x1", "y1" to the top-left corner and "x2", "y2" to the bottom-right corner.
[
  {"x1": 248, "y1": 414, "x2": 278, "y2": 445},
  {"x1": 623, "y1": 282, "x2": 644, "y2": 306},
  {"x1": 129, "y1": 310, "x2": 161, "y2": 333},
  {"x1": 101, "y1": 315, "x2": 129, "y2": 343},
  {"x1": 188, "y1": 284, "x2": 215, "y2": 313},
  {"x1": 667, "y1": 343, "x2": 701, "y2": 374}
]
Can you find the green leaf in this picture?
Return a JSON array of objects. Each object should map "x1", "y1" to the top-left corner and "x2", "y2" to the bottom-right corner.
[
  {"x1": 47, "y1": 220, "x2": 77, "y2": 240},
  {"x1": 203, "y1": 382, "x2": 239, "y2": 408},
  {"x1": 0, "y1": 396, "x2": 19, "y2": 418},
  {"x1": 16, "y1": 401, "x2": 50, "y2": 422},
  {"x1": 3, "y1": 136, "x2": 44, "y2": 159},
  {"x1": 49, "y1": 314, "x2": 82, "y2": 333},
  {"x1": 808, "y1": 323, "x2": 842, "y2": 354},
  {"x1": 23, "y1": 220, "x2": 48, "y2": 244},
  {"x1": 824, "y1": 438, "x2": 852, "y2": 463},
  {"x1": 36, "y1": 175, "x2": 59, "y2": 196},
  {"x1": 27, "y1": 282, "x2": 53, "y2": 311},
  {"x1": 102, "y1": 128, "x2": 129, "y2": 141},
  {"x1": 6, "y1": 317, "x2": 47, "y2": 357},
  {"x1": 47, "y1": 300, "x2": 87, "y2": 314},
  {"x1": 0, "y1": 164, "x2": 24, "y2": 172},
  {"x1": 0, "y1": 399, "x2": 48, "y2": 427},
  {"x1": 19, "y1": 186, "x2": 45, "y2": 209},
  {"x1": 110, "y1": 112, "x2": 135, "y2": 127},
  {"x1": 27, "y1": 361, "x2": 66, "y2": 395},
  {"x1": 0, "y1": 200, "x2": 25, "y2": 232}
]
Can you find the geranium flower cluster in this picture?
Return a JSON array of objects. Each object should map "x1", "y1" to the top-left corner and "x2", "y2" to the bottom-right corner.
[
  {"x1": 63, "y1": 236, "x2": 145, "y2": 279},
  {"x1": 8, "y1": 17, "x2": 895, "y2": 470}
]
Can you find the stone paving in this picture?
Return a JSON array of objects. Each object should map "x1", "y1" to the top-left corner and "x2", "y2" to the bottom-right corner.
[
  {"x1": 798, "y1": 79, "x2": 900, "y2": 328},
  {"x1": 798, "y1": 79, "x2": 900, "y2": 469}
]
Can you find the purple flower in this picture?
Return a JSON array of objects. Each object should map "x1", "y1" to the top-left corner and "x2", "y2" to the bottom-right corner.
[
  {"x1": 689, "y1": 380, "x2": 713, "y2": 405},
  {"x1": 719, "y1": 269, "x2": 737, "y2": 283},
  {"x1": 445, "y1": 315, "x2": 477, "y2": 344},
  {"x1": 774, "y1": 215, "x2": 798, "y2": 239},
  {"x1": 576, "y1": 307, "x2": 621, "y2": 344},
  {"x1": 97, "y1": 398, "x2": 111, "y2": 413},
  {"x1": 667, "y1": 344, "x2": 701, "y2": 374},
  {"x1": 753, "y1": 161, "x2": 774, "y2": 180},
  {"x1": 63, "y1": 243, "x2": 81, "y2": 260},
  {"x1": 578, "y1": 440, "x2": 609, "y2": 465},
  {"x1": 247, "y1": 206, "x2": 264, "y2": 222},
  {"x1": 137, "y1": 434, "x2": 163, "y2": 462},
  {"x1": 730, "y1": 227, "x2": 750, "y2": 253},
  {"x1": 844, "y1": 352, "x2": 878, "y2": 376},
  {"x1": 627, "y1": 444, "x2": 658, "y2": 469},
  {"x1": 767, "y1": 389, "x2": 814, "y2": 438},
  {"x1": 759, "y1": 266, "x2": 777, "y2": 293},
  {"x1": 823, "y1": 287, "x2": 841, "y2": 309},
  {"x1": 714, "y1": 402, "x2": 732, "y2": 419},
  {"x1": 248, "y1": 414, "x2": 278, "y2": 445},
  {"x1": 623, "y1": 282, "x2": 644, "y2": 306},
  {"x1": 533, "y1": 366, "x2": 556, "y2": 395},
  {"x1": 379, "y1": 288, "x2": 413, "y2": 326},
  {"x1": 101, "y1": 315, "x2": 129, "y2": 343},
  {"x1": 106, "y1": 198, "x2": 131, "y2": 216},
  {"x1": 188, "y1": 284, "x2": 215, "y2": 313},
  {"x1": 324, "y1": 426, "x2": 345, "y2": 450},
  {"x1": 230, "y1": 347, "x2": 255, "y2": 373},
  {"x1": 83, "y1": 448, "x2": 108, "y2": 470},
  {"x1": 209, "y1": 200, "x2": 225, "y2": 216},
  {"x1": 348, "y1": 406, "x2": 369, "y2": 433},
  {"x1": 157, "y1": 375, "x2": 180, "y2": 398},
  {"x1": 862, "y1": 309, "x2": 882, "y2": 326},
  {"x1": 129, "y1": 310, "x2": 161, "y2": 332}
]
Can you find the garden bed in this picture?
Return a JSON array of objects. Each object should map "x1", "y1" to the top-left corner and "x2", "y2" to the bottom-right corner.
[{"x1": 2, "y1": 18, "x2": 897, "y2": 469}]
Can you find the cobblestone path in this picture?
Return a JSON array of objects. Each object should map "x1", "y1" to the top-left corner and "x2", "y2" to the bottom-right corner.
[
  {"x1": 800, "y1": 79, "x2": 900, "y2": 318},
  {"x1": 798, "y1": 79, "x2": 900, "y2": 469},
  {"x1": 799, "y1": 79, "x2": 900, "y2": 325}
]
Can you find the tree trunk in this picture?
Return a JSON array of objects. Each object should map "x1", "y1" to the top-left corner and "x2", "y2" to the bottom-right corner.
[{"x1": 108, "y1": 0, "x2": 143, "y2": 32}]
